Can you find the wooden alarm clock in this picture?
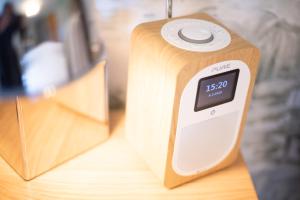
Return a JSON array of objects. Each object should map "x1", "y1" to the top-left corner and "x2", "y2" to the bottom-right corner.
[{"x1": 125, "y1": 13, "x2": 260, "y2": 188}]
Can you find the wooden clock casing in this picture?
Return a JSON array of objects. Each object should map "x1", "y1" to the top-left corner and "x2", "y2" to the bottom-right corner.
[{"x1": 125, "y1": 13, "x2": 260, "y2": 188}]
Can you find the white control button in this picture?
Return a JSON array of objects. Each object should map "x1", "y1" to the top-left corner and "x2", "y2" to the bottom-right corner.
[
  {"x1": 178, "y1": 27, "x2": 214, "y2": 44},
  {"x1": 161, "y1": 19, "x2": 231, "y2": 52},
  {"x1": 210, "y1": 109, "x2": 216, "y2": 115}
]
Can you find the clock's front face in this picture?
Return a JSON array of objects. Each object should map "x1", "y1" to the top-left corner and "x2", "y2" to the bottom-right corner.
[
  {"x1": 172, "y1": 60, "x2": 250, "y2": 176},
  {"x1": 194, "y1": 69, "x2": 240, "y2": 111}
]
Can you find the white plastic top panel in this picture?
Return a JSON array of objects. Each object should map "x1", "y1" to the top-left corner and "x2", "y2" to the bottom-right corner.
[{"x1": 161, "y1": 18, "x2": 231, "y2": 52}]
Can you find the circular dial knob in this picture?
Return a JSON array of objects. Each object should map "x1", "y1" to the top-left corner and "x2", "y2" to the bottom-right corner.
[
  {"x1": 178, "y1": 27, "x2": 214, "y2": 44},
  {"x1": 161, "y1": 19, "x2": 231, "y2": 52}
]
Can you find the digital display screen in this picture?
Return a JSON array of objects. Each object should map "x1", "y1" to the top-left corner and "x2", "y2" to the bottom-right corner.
[{"x1": 194, "y1": 69, "x2": 239, "y2": 111}]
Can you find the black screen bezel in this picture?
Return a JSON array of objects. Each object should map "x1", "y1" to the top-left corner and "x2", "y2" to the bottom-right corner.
[{"x1": 194, "y1": 69, "x2": 240, "y2": 112}]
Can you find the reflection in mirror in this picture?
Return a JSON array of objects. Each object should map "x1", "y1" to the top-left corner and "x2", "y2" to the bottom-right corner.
[{"x1": 0, "y1": 0, "x2": 104, "y2": 97}]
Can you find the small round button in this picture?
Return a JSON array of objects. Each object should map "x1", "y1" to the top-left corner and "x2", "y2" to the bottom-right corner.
[
  {"x1": 178, "y1": 26, "x2": 214, "y2": 44},
  {"x1": 210, "y1": 110, "x2": 216, "y2": 115}
]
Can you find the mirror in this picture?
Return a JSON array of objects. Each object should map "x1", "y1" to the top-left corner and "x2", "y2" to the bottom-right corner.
[{"x1": 0, "y1": 0, "x2": 104, "y2": 97}]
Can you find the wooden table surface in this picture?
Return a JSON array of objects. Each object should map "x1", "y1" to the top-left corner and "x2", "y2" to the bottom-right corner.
[{"x1": 0, "y1": 110, "x2": 257, "y2": 200}]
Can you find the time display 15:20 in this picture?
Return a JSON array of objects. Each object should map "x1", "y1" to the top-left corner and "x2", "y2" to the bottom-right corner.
[
  {"x1": 206, "y1": 80, "x2": 228, "y2": 92},
  {"x1": 194, "y1": 69, "x2": 239, "y2": 111}
]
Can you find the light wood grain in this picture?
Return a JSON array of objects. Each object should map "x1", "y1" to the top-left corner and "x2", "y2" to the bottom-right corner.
[
  {"x1": 0, "y1": 99, "x2": 26, "y2": 176},
  {"x1": 125, "y1": 13, "x2": 260, "y2": 188},
  {"x1": 0, "y1": 110, "x2": 257, "y2": 200},
  {"x1": 53, "y1": 61, "x2": 108, "y2": 122},
  {"x1": 0, "y1": 61, "x2": 109, "y2": 180}
]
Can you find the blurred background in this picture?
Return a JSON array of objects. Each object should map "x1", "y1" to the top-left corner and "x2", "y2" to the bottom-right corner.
[
  {"x1": 1, "y1": 0, "x2": 300, "y2": 199},
  {"x1": 0, "y1": 0, "x2": 104, "y2": 96}
]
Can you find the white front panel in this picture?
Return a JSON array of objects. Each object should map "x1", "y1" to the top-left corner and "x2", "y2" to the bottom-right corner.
[
  {"x1": 174, "y1": 112, "x2": 238, "y2": 173},
  {"x1": 172, "y1": 60, "x2": 250, "y2": 176}
]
